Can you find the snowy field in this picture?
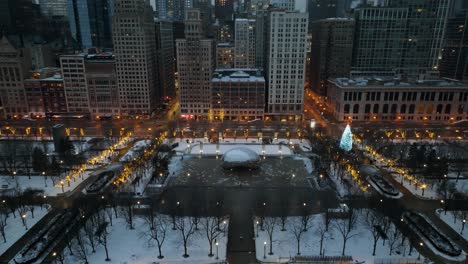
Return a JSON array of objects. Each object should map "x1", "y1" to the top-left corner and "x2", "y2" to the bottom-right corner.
[
  {"x1": 436, "y1": 209, "x2": 468, "y2": 241},
  {"x1": 119, "y1": 140, "x2": 152, "y2": 162},
  {"x1": 64, "y1": 215, "x2": 228, "y2": 264},
  {"x1": 170, "y1": 138, "x2": 312, "y2": 156},
  {"x1": 254, "y1": 211, "x2": 423, "y2": 264},
  {"x1": 0, "y1": 171, "x2": 92, "y2": 196},
  {"x1": 0, "y1": 206, "x2": 50, "y2": 255}
]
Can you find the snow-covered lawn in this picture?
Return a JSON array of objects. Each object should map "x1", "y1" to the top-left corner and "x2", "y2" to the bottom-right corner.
[
  {"x1": 64, "y1": 215, "x2": 228, "y2": 264},
  {"x1": 119, "y1": 140, "x2": 152, "y2": 162},
  {"x1": 0, "y1": 206, "x2": 50, "y2": 255},
  {"x1": 390, "y1": 173, "x2": 439, "y2": 200},
  {"x1": 254, "y1": 211, "x2": 422, "y2": 264},
  {"x1": 436, "y1": 209, "x2": 468, "y2": 241},
  {"x1": 0, "y1": 171, "x2": 92, "y2": 196},
  {"x1": 170, "y1": 138, "x2": 311, "y2": 156}
]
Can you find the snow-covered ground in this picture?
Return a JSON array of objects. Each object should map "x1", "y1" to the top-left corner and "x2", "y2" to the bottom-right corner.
[
  {"x1": 0, "y1": 171, "x2": 92, "y2": 196},
  {"x1": 119, "y1": 140, "x2": 152, "y2": 162},
  {"x1": 170, "y1": 138, "x2": 311, "y2": 156},
  {"x1": 254, "y1": 212, "x2": 422, "y2": 264},
  {"x1": 0, "y1": 206, "x2": 50, "y2": 255},
  {"x1": 391, "y1": 173, "x2": 439, "y2": 199},
  {"x1": 436, "y1": 209, "x2": 468, "y2": 241},
  {"x1": 64, "y1": 215, "x2": 228, "y2": 264}
]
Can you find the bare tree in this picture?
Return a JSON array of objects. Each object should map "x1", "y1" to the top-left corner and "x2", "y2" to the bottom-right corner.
[
  {"x1": 95, "y1": 213, "x2": 111, "y2": 262},
  {"x1": 201, "y1": 216, "x2": 225, "y2": 257},
  {"x1": 82, "y1": 217, "x2": 98, "y2": 253},
  {"x1": 121, "y1": 202, "x2": 134, "y2": 229},
  {"x1": 334, "y1": 209, "x2": 359, "y2": 256},
  {"x1": 387, "y1": 224, "x2": 402, "y2": 256},
  {"x1": 144, "y1": 206, "x2": 169, "y2": 259},
  {"x1": 364, "y1": 210, "x2": 385, "y2": 256},
  {"x1": 175, "y1": 216, "x2": 197, "y2": 258},
  {"x1": 105, "y1": 207, "x2": 113, "y2": 226},
  {"x1": 72, "y1": 230, "x2": 89, "y2": 264},
  {"x1": 315, "y1": 214, "x2": 330, "y2": 256},
  {"x1": 263, "y1": 217, "x2": 278, "y2": 255},
  {"x1": 289, "y1": 217, "x2": 306, "y2": 255},
  {"x1": 0, "y1": 208, "x2": 8, "y2": 243},
  {"x1": 301, "y1": 213, "x2": 312, "y2": 232}
]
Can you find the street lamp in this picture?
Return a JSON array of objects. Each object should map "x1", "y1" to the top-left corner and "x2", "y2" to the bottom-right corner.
[
  {"x1": 418, "y1": 242, "x2": 423, "y2": 260},
  {"x1": 256, "y1": 221, "x2": 259, "y2": 237},
  {"x1": 263, "y1": 241, "x2": 267, "y2": 259},
  {"x1": 22, "y1": 214, "x2": 27, "y2": 230},
  {"x1": 462, "y1": 219, "x2": 466, "y2": 234},
  {"x1": 137, "y1": 201, "x2": 141, "y2": 208},
  {"x1": 60, "y1": 181, "x2": 64, "y2": 192},
  {"x1": 215, "y1": 241, "x2": 219, "y2": 259}
]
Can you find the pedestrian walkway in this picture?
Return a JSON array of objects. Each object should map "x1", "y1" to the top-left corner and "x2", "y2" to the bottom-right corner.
[{"x1": 227, "y1": 201, "x2": 258, "y2": 264}]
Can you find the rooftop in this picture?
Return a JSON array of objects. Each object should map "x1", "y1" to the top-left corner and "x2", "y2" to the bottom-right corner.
[
  {"x1": 330, "y1": 77, "x2": 468, "y2": 89},
  {"x1": 212, "y1": 68, "x2": 265, "y2": 82}
]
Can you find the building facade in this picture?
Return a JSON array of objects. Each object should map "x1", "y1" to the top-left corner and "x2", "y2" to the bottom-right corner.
[
  {"x1": 266, "y1": 11, "x2": 308, "y2": 119},
  {"x1": 0, "y1": 36, "x2": 31, "y2": 119},
  {"x1": 211, "y1": 68, "x2": 265, "y2": 121},
  {"x1": 155, "y1": 20, "x2": 176, "y2": 102},
  {"x1": 307, "y1": 0, "x2": 338, "y2": 23},
  {"x1": 39, "y1": 0, "x2": 68, "y2": 17},
  {"x1": 215, "y1": 0, "x2": 234, "y2": 21},
  {"x1": 352, "y1": 1, "x2": 450, "y2": 77},
  {"x1": 234, "y1": 19, "x2": 256, "y2": 68},
  {"x1": 309, "y1": 18, "x2": 354, "y2": 96},
  {"x1": 85, "y1": 54, "x2": 120, "y2": 118},
  {"x1": 327, "y1": 77, "x2": 468, "y2": 122},
  {"x1": 68, "y1": 0, "x2": 114, "y2": 49},
  {"x1": 60, "y1": 54, "x2": 89, "y2": 113},
  {"x1": 217, "y1": 43, "x2": 235, "y2": 68},
  {"x1": 176, "y1": 9, "x2": 216, "y2": 119},
  {"x1": 113, "y1": 0, "x2": 158, "y2": 117},
  {"x1": 439, "y1": 9, "x2": 468, "y2": 81},
  {"x1": 24, "y1": 68, "x2": 67, "y2": 116},
  {"x1": 270, "y1": 0, "x2": 295, "y2": 11}
]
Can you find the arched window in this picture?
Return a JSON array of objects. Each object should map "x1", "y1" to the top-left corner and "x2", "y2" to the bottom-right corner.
[
  {"x1": 426, "y1": 104, "x2": 434, "y2": 114},
  {"x1": 344, "y1": 104, "x2": 350, "y2": 114},
  {"x1": 445, "y1": 104, "x2": 451, "y2": 114},
  {"x1": 373, "y1": 104, "x2": 379, "y2": 114},
  {"x1": 353, "y1": 104, "x2": 360, "y2": 114},
  {"x1": 365, "y1": 104, "x2": 371, "y2": 114},
  {"x1": 391, "y1": 104, "x2": 397, "y2": 114},
  {"x1": 383, "y1": 104, "x2": 389, "y2": 114},
  {"x1": 409, "y1": 104, "x2": 415, "y2": 114},
  {"x1": 436, "y1": 104, "x2": 443, "y2": 113},
  {"x1": 400, "y1": 104, "x2": 407, "y2": 114}
]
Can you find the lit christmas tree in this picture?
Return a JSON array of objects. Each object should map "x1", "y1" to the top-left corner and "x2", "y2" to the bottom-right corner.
[{"x1": 339, "y1": 124, "x2": 353, "y2": 152}]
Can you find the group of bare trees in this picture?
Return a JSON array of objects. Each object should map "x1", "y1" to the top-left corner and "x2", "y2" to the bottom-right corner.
[
  {"x1": 258, "y1": 209, "x2": 410, "y2": 257},
  {"x1": 64, "y1": 202, "x2": 228, "y2": 263}
]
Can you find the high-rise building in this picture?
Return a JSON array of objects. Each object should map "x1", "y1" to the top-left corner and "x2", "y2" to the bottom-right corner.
[
  {"x1": 254, "y1": 5, "x2": 269, "y2": 69},
  {"x1": 0, "y1": 36, "x2": 31, "y2": 119},
  {"x1": 439, "y1": 10, "x2": 468, "y2": 81},
  {"x1": 352, "y1": 1, "x2": 450, "y2": 78},
  {"x1": 39, "y1": 0, "x2": 68, "y2": 17},
  {"x1": 85, "y1": 53, "x2": 120, "y2": 118},
  {"x1": 307, "y1": 0, "x2": 338, "y2": 22},
  {"x1": 217, "y1": 43, "x2": 235, "y2": 68},
  {"x1": 156, "y1": 0, "x2": 192, "y2": 20},
  {"x1": 113, "y1": 0, "x2": 158, "y2": 117},
  {"x1": 155, "y1": 20, "x2": 176, "y2": 101},
  {"x1": 266, "y1": 11, "x2": 308, "y2": 119},
  {"x1": 309, "y1": 18, "x2": 355, "y2": 96},
  {"x1": 60, "y1": 54, "x2": 90, "y2": 113},
  {"x1": 176, "y1": 9, "x2": 216, "y2": 119},
  {"x1": 24, "y1": 68, "x2": 67, "y2": 116},
  {"x1": 68, "y1": 0, "x2": 114, "y2": 49},
  {"x1": 270, "y1": 0, "x2": 295, "y2": 11},
  {"x1": 215, "y1": 0, "x2": 234, "y2": 21},
  {"x1": 234, "y1": 19, "x2": 256, "y2": 68},
  {"x1": 211, "y1": 68, "x2": 265, "y2": 121}
]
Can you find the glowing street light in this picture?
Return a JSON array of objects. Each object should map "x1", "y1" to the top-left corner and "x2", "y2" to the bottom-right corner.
[{"x1": 263, "y1": 241, "x2": 267, "y2": 259}]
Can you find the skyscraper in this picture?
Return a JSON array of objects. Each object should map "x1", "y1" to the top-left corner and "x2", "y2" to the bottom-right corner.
[
  {"x1": 270, "y1": 0, "x2": 295, "y2": 11},
  {"x1": 0, "y1": 36, "x2": 31, "y2": 119},
  {"x1": 234, "y1": 18, "x2": 256, "y2": 68},
  {"x1": 176, "y1": 9, "x2": 216, "y2": 119},
  {"x1": 439, "y1": 9, "x2": 468, "y2": 81},
  {"x1": 352, "y1": 0, "x2": 450, "y2": 77},
  {"x1": 215, "y1": 0, "x2": 234, "y2": 21},
  {"x1": 310, "y1": 18, "x2": 355, "y2": 95},
  {"x1": 307, "y1": 0, "x2": 338, "y2": 22},
  {"x1": 155, "y1": 20, "x2": 176, "y2": 101},
  {"x1": 113, "y1": 0, "x2": 158, "y2": 117},
  {"x1": 68, "y1": 0, "x2": 114, "y2": 49},
  {"x1": 266, "y1": 11, "x2": 308, "y2": 119}
]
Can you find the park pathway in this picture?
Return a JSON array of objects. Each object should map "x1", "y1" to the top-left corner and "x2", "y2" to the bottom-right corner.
[{"x1": 226, "y1": 202, "x2": 258, "y2": 264}]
